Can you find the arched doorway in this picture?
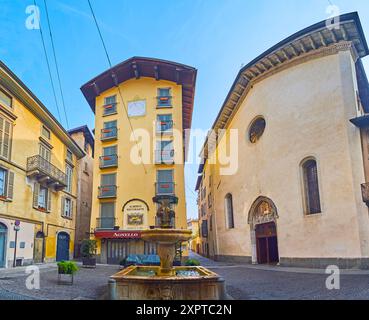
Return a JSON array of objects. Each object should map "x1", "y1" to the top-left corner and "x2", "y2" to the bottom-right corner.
[
  {"x1": 248, "y1": 197, "x2": 279, "y2": 265},
  {"x1": 56, "y1": 232, "x2": 70, "y2": 262},
  {"x1": 0, "y1": 223, "x2": 7, "y2": 268},
  {"x1": 34, "y1": 231, "x2": 44, "y2": 264}
]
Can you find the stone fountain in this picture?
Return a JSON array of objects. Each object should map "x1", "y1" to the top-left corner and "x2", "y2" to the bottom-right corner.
[{"x1": 109, "y1": 196, "x2": 226, "y2": 300}]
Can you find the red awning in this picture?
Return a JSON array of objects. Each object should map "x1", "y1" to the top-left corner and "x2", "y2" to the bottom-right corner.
[{"x1": 94, "y1": 230, "x2": 141, "y2": 239}]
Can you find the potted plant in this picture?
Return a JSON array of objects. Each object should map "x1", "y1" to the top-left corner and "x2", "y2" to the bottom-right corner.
[
  {"x1": 80, "y1": 239, "x2": 97, "y2": 268},
  {"x1": 57, "y1": 261, "x2": 79, "y2": 285},
  {"x1": 185, "y1": 259, "x2": 201, "y2": 267}
]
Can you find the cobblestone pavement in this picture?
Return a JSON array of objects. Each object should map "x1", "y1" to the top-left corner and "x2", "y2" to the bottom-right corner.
[
  {"x1": 0, "y1": 264, "x2": 119, "y2": 300},
  {"x1": 189, "y1": 252, "x2": 369, "y2": 300},
  {"x1": 2, "y1": 256, "x2": 369, "y2": 300}
]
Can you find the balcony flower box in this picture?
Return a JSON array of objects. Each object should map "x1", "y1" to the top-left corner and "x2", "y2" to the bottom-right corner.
[
  {"x1": 37, "y1": 206, "x2": 47, "y2": 212},
  {"x1": 0, "y1": 195, "x2": 7, "y2": 201}
]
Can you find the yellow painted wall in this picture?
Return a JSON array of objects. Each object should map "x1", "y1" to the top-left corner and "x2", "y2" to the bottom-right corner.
[
  {"x1": 0, "y1": 71, "x2": 81, "y2": 263},
  {"x1": 91, "y1": 77, "x2": 188, "y2": 253}
]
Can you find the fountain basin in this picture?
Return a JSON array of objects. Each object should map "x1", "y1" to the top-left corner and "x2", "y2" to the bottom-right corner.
[{"x1": 110, "y1": 266, "x2": 226, "y2": 300}]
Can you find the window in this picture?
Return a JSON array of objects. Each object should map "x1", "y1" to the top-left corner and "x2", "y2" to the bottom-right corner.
[
  {"x1": 208, "y1": 193, "x2": 212, "y2": 208},
  {"x1": 38, "y1": 186, "x2": 48, "y2": 209},
  {"x1": 103, "y1": 95, "x2": 117, "y2": 115},
  {"x1": 201, "y1": 220, "x2": 208, "y2": 238},
  {"x1": 103, "y1": 145, "x2": 117, "y2": 156},
  {"x1": 0, "y1": 168, "x2": 7, "y2": 197},
  {"x1": 101, "y1": 120, "x2": 117, "y2": 140},
  {"x1": 156, "y1": 140, "x2": 174, "y2": 163},
  {"x1": 66, "y1": 149, "x2": 73, "y2": 163},
  {"x1": 225, "y1": 193, "x2": 235, "y2": 229},
  {"x1": 62, "y1": 197, "x2": 72, "y2": 219},
  {"x1": 249, "y1": 117, "x2": 266, "y2": 143},
  {"x1": 99, "y1": 202, "x2": 115, "y2": 229},
  {"x1": 0, "y1": 116, "x2": 12, "y2": 160},
  {"x1": 101, "y1": 173, "x2": 116, "y2": 186},
  {"x1": 0, "y1": 168, "x2": 14, "y2": 200},
  {"x1": 157, "y1": 88, "x2": 172, "y2": 108},
  {"x1": 0, "y1": 89, "x2": 12, "y2": 108},
  {"x1": 39, "y1": 143, "x2": 51, "y2": 162},
  {"x1": 157, "y1": 114, "x2": 173, "y2": 133},
  {"x1": 156, "y1": 170, "x2": 174, "y2": 195},
  {"x1": 302, "y1": 159, "x2": 321, "y2": 215},
  {"x1": 41, "y1": 126, "x2": 51, "y2": 140},
  {"x1": 65, "y1": 164, "x2": 73, "y2": 193}
]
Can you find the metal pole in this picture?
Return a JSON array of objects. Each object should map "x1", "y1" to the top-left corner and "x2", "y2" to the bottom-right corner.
[{"x1": 13, "y1": 229, "x2": 18, "y2": 268}]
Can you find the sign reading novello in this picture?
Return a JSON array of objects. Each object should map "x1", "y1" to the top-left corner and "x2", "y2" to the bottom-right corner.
[
  {"x1": 94, "y1": 231, "x2": 141, "y2": 239},
  {"x1": 123, "y1": 200, "x2": 148, "y2": 229}
]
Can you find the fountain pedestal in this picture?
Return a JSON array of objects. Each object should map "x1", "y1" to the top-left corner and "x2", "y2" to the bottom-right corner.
[{"x1": 108, "y1": 197, "x2": 227, "y2": 300}]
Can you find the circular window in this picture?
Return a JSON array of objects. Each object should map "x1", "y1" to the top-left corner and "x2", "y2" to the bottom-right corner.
[{"x1": 249, "y1": 117, "x2": 266, "y2": 143}]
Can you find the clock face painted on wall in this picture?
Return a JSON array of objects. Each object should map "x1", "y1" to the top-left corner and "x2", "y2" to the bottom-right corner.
[{"x1": 128, "y1": 100, "x2": 146, "y2": 117}]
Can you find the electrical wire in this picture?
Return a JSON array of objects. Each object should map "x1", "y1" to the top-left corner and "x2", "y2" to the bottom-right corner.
[
  {"x1": 43, "y1": 0, "x2": 70, "y2": 129},
  {"x1": 33, "y1": 0, "x2": 62, "y2": 124},
  {"x1": 87, "y1": 0, "x2": 147, "y2": 174}
]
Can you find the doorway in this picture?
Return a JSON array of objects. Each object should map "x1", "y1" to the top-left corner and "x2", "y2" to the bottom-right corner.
[
  {"x1": 34, "y1": 231, "x2": 44, "y2": 264},
  {"x1": 255, "y1": 222, "x2": 279, "y2": 264},
  {"x1": 56, "y1": 232, "x2": 70, "y2": 262},
  {"x1": 0, "y1": 223, "x2": 7, "y2": 268}
]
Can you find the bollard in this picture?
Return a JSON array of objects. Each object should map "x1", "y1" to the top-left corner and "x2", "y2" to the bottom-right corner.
[{"x1": 108, "y1": 278, "x2": 117, "y2": 300}]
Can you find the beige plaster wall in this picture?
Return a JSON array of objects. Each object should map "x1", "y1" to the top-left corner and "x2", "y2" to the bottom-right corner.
[{"x1": 213, "y1": 49, "x2": 369, "y2": 259}]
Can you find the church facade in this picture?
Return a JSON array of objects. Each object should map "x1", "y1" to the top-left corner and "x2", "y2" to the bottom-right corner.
[{"x1": 196, "y1": 12, "x2": 369, "y2": 268}]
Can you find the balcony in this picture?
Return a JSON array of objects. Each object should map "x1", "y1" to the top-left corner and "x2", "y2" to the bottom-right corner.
[
  {"x1": 101, "y1": 127, "x2": 118, "y2": 141},
  {"x1": 361, "y1": 183, "x2": 369, "y2": 206},
  {"x1": 98, "y1": 185, "x2": 117, "y2": 199},
  {"x1": 156, "y1": 182, "x2": 175, "y2": 196},
  {"x1": 96, "y1": 217, "x2": 117, "y2": 230},
  {"x1": 157, "y1": 96, "x2": 172, "y2": 108},
  {"x1": 156, "y1": 121, "x2": 173, "y2": 135},
  {"x1": 155, "y1": 150, "x2": 174, "y2": 164},
  {"x1": 26, "y1": 155, "x2": 67, "y2": 190},
  {"x1": 99, "y1": 154, "x2": 118, "y2": 169},
  {"x1": 103, "y1": 103, "x2": 117, "y2": 116}
]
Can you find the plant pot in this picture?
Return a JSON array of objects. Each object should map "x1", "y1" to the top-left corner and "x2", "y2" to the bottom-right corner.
[{"x1": 82, "y1": 257, "x2": 96, "y2": 268}]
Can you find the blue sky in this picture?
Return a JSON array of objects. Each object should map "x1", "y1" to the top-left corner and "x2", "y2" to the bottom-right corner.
[{"x1": 0, "y1": 0, "x2": 368, "y2": 219}]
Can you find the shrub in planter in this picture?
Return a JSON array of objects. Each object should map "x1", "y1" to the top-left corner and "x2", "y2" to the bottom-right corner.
[
  {"x1": 57, "y1": 261, "x2": 79, "y2": 275},
  {"x1": 80, "y1": 239, "x2": 97, "y2": 268},
  {"x1": 185, "y1": 259, "x2": 201, "y2": 267}
]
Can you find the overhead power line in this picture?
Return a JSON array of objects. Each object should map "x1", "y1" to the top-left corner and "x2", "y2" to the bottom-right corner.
[
  {"x1": 43, "y1": 0, "x2": 70, "y2": 129},
  {"x1": 33, "y1": 0, "x2": 62, "y2": 124},
  {"x1": 87, "y1": 0, "x2": 147, "y2": 175}
]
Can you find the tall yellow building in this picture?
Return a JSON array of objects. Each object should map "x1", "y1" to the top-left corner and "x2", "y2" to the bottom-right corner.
[
  {"x1": 0, "y1": 61, "x2": 85, "y2": 268},
  {"x1": 81, "y1": 57, "x2": 196, "y2": 264}
]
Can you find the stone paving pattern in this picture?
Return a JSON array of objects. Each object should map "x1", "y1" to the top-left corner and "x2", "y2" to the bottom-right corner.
[{"x1": 1, "y1": 256, "x2": 369, "y2": 300}]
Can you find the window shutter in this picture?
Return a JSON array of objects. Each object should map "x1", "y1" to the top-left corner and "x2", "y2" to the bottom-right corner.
[
  {"x1": 0, "y1": 117, "x2": 3, "y2": 156},
  {"x1": 2, "y1": 121, "x2": 11, "y2": 159},
  {"x1": 6, "y1": 171, "x2": 14, "y2": 200},
  {"x1": 33, "y1": 183, "x2": 40, "y2": 209},
  {"x1": 47, "y1": 189, "x2": 51, "y2": 213},
  {"x1": 61, "y1": 196, "x2": 65, "y2": 217},
  {"x1": 71, "y1": 199, "x2": 74, "y2": 219}
]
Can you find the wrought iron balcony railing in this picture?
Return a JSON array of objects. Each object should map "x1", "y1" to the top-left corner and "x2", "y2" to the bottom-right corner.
[
  {"x1": 103, "y1": 103, "x2": 117, "y2": 115},
  {"x1": 156, "y1": 182, "x2": 175, "y2": 196},
  {"x1": 26, "y1": 155, "x2": 67, "y2": 189},
  {"x1": 101, "y1": 127, "x2": 118, "y2": 141},
  {"x1": 96, "y1": 217, "x2": 117, "y2": 230},
  {"x1": 155, "y1": 150, "x2": 174, "y2": 164},
  {"x1": 156, "y1": 121, "x2": 173, "y2": 134},
  {"x1": 99, "y1": 154, "x2": 118, "y2": 168},
  {"x1": 98, "y1": 185, "x2": 117, "y2": 199},
  {"x1": 157, "y1": 96, "x2": 172, "y2": 108}
]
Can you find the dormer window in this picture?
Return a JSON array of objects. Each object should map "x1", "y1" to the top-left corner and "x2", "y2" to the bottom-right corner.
[
  {"x1": 157, "y1": 88, "x2": 172, "y2": 108},
  {"x1": 0, "y1": 89, "x2": 12, "y2": 109}
]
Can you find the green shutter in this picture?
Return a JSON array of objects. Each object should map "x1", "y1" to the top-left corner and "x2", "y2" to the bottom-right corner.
[
  {"x1": 47, "y1": 188, "x2": 51, "y2": 213},
  {"x1": 33, "y1": 183, "x2": 40, "y2": 209},
  {"x1": 6, "y1": 171, "x2": 14, "y2": 200}
]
